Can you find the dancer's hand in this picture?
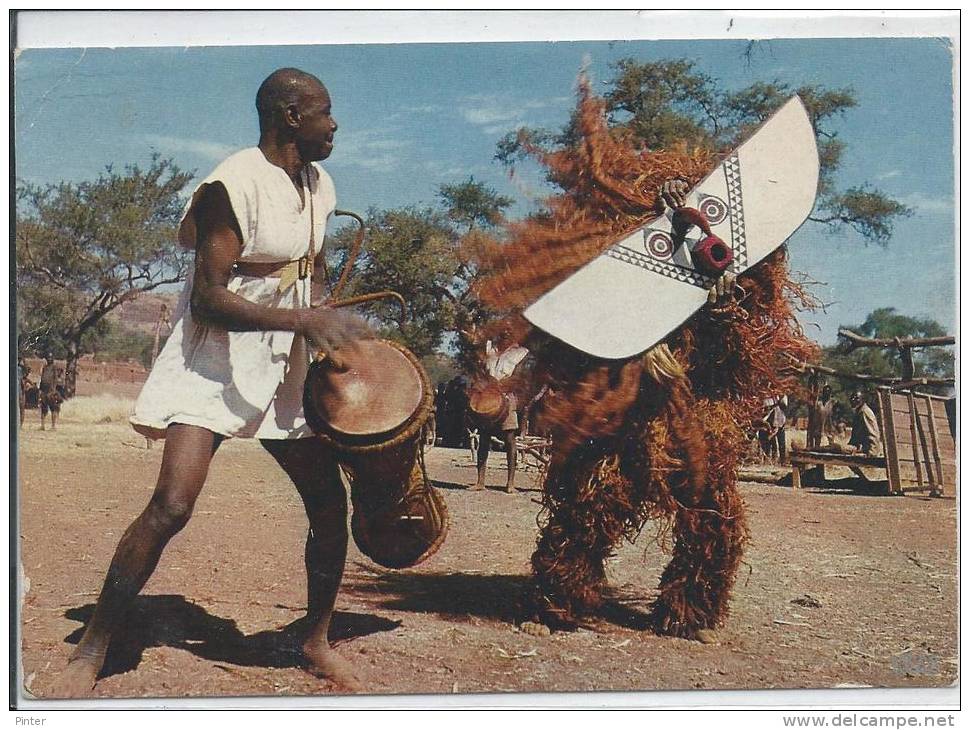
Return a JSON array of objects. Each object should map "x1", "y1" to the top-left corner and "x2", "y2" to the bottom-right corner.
[
  {"x1": 706, "y1": 272, "x2": 738, "y2": 307},
  {"x1": 658, "y1": 178, "x2": 690, "y2": 210}
]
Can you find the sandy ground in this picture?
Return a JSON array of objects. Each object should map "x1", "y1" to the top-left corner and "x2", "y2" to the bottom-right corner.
[{"x1": 17, "y1": 417, "x2": 958, "y2": 702}]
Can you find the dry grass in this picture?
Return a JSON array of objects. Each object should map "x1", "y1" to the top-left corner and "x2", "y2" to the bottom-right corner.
[{"x1": 61, "y1": 393, "x2": 135, "y2": 425}]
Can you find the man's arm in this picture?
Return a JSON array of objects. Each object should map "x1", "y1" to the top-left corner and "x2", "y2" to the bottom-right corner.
[{"x1": 188, "y1": 182, "x2": 368, "y2": 361}]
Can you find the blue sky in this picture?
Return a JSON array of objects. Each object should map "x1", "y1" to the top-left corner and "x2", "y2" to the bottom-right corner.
[{"x1": 15, "y1": 37, "x2": 955, "y2": 345}]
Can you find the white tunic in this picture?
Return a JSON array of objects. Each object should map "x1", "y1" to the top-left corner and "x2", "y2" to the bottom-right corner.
[
  {"x1": 130, "y1": 147, "x2": 337, "y2": 440},
  {"x1": 485, "y1": 341, "x2": 529, "y2": 382}
]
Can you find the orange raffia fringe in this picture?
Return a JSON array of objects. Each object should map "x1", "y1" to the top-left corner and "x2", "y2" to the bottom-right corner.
[
  {"x1": 474, "y1": 75, "x2": 717, "y2": 313},
  {"x1": 472, "y1": 76, "x2": 818, "y2": 634}
]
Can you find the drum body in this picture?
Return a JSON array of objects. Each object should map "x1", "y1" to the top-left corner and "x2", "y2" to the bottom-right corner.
[
  {"x1": 467, "y1": 378, "x2": 509, "y2": 430},
  {"x1": 303, "y1": 339, "x2": 448, "y2": 569}
]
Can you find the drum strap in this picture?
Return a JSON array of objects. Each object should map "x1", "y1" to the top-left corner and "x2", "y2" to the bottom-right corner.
[{"x1": 232, "y1": 165, "x2": 316, "y2": 294}]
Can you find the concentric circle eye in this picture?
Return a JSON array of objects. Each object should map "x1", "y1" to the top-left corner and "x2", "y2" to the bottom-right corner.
[
  {"x1": 698, "y1": 196, "x2": 728, "y2": 225},
  {"x1": 646, "y1": 232, "x2": 674, "y2": 259}
]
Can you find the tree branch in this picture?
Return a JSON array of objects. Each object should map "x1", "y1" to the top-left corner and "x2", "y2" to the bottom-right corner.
[
  {"x1": 787, "y1": 358, "x2": 954, "y2": 387},
  {"x1": 18, "y1": 230, "x2": 71, "y2": 289},
  {"x1": 432, "y1": 284, "x2": 460, "y2": 305},
  {"x1": 837, "y1": 328, "x2": 955, "y2": 351}
]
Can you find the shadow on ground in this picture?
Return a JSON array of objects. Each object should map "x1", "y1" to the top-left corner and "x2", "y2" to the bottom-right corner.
[
  {"x1": 430, "y1": 479, "x2": 540, "y2": 494},
  {"x1": 344, "y1": 568, "x2": 530, "y2": 623},
  {"x1": 63, "y1": 597, "x2": 401, "y2": 680},
  {"x1": 342, "y1": 566, "x2": 658, "y2": 633}
]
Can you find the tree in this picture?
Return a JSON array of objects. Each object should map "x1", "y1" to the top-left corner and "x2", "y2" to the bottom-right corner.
[
  {"x1": 497, "y1": 58, "x2": 911, "y2": 246},
  {"x1": 820, "y1": 307, "x2": 954, "y2": 399},
  {"x1": 91, "y1": 320, "x2": 163, "y2": 369},
  {"x1": 323, "y1": 179, "x2": 512, "y2": 373},
  {"x1": 436, "y1": 177, "x2": 513, "y2": 369},
  {"x1": 326, "y1": 207, "x2": 463, "y2": 359},
  {"x1": 16, "y1": 155, "x2": 194, "y2": 396},
  {"x1": 437, "y1": 176, "x2": 514, "y2": 232}
]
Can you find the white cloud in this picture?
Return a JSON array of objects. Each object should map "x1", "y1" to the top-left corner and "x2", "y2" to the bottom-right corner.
[
  {"x1": 877, "y1": 169, "x2": 902, "y2": 180},
  {"x1": 898, "y1": 192, "x2": 954, "y2": 214},
  {"x1": 327, "y1": 129, "x2": 410, "y2": 170},
  {"x1": 142, "y1": 134, "x2": 236, "y2": 163},
  {"x1": 458, "y1": 94, "x2": 570, "y2": 136},
  {"x1": 401, "y1": 104, "x2": 441, "y2": 114},
  {"x1": 421, "y1": 160, "x2": 482, "y2": 179}
]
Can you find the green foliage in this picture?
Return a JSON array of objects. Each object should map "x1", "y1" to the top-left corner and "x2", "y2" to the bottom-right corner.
[
  {"x1": 323, "y1": 176, "x2": 512, "y2": 362},
  {"x1": 326, "y1": 207, "x2": 463, "y2": 358},
  {"x1": 437, "y1": 177, "x2": 514, "y2": 231},
  {"x1": 421, "y1": 352, "x2": 461, "y2": 386},
  {"x1": 812, "y1": 186, "x2": 912, "y2": 244},
  {"x1": 605, "y1": 58, "x2": 721, "y2": 149},
  {"x1": 495, "y1": 57, "x2": 911, "y2": 247},
  {"x1": 16, "y1": 154, "x2": 194, "y2": 393},
  {"x1": 820, "y1": 308, "x2": 954, "y2": 401},
  {"x1": 91, "y1": 320, "x2": 162, "y2": 369}
]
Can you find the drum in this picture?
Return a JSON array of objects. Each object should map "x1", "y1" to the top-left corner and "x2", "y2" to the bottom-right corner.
[
  {"x1": 303, "y1": 339, "x2": 449, "y2": 569},
  {"x1": 467, "y1": 378, "x2": 509, "y2": 430}
]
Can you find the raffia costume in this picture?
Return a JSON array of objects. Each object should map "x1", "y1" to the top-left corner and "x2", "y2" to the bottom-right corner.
[{"x1": 475, "y1": 81, "x2": 816, "y2": 636}]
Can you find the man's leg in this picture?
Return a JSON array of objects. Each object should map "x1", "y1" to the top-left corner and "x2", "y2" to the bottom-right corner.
[
  {"x1": 472, "y1": 428, "x2": 490, "y2": 490},
  {"x1": 261, "y1": 438, "x2": 361, "y2": 692},
  {"x1": 53, "y1": 424, "x2": 221, "y2": 697},
  {"x1": 50, "y1": 404, "x2": 59, "y2": 431},
  {"x1": 503, "y1": 429, "x2": 518, "y2": 493},
  {"x1": 39, "y1": 395, "x2": 48, "y2": 431}
]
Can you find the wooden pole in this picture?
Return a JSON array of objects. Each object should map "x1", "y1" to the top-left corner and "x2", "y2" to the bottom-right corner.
[
  {"x1": 879, "y1": 387, "x2": 902, "y2": 495},
  {"x1": 921, "y1": 393, "x2": 945, "y2": 495},
  {"x1": 837, "y1": 329, "x2": 955, "y2": 350},
  {"x1": 786, "y1": 359, "x2": 954, "y2": 388},
  {"x1": 905, "y1": 391, "x2": 924, "y2": 488}
]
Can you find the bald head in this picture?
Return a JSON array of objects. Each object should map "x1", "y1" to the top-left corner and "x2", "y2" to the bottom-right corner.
[{"x1": 256, "y1": 68, "x2": 327, "y2": 134}]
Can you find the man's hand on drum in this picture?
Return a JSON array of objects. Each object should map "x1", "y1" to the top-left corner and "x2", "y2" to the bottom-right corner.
[
  {"x1": 297, "y1": 307, "x2": 372, "y2": 369},
  {"x1": 658, "y1": 178, "x2": 690, "y2": 211}
]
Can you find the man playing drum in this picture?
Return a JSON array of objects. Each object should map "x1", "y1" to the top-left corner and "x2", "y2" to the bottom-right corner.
[
  {"x1": 471, "y1": 326, "x2": 531, "y2": 494},
  {"x1": 54, "y1": 68, "x2": 371, "y2": 696}
]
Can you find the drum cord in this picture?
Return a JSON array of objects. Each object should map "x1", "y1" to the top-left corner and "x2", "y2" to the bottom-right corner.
[
  {"x1": 331, "y1": 209, "x2": 365, "y2": 299},
  {"x1": 315, "y1": 209, "x2": 410, "y2": 326}
]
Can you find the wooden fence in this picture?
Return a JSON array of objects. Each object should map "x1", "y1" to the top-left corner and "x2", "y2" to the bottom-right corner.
[{"x1": 877, "y1": 388, "x2": 956, "y2": 496}]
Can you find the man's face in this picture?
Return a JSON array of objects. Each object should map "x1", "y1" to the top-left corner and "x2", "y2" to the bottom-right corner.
[{"x1": 294, "y1": 85, "x2": 337, "y2": 161}]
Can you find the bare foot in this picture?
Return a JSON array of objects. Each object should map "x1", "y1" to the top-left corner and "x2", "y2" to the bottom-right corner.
[
  {"x1": 694, "y1": 628, "x2": 718, "y2": 644},
  {"x1": 520, "y1": 621, "x2": 551, "y2": 637},
  {"x1": 505, "y1": 485, "x2": 516, "y2": 494},
  {"x1": 302, "y1": 639, "x2": 363, "y2": 693},
  {"x1": 50, "y1": 654, "x2": 102, "y2": 698},
  {"x1": 469, "y1": 482, "x2": 485, "y2": 491}
]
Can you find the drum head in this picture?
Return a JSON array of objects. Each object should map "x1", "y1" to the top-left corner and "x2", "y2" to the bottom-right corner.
[{"x1": 305, "y1": 340, "x2": 424, "y2": 441}]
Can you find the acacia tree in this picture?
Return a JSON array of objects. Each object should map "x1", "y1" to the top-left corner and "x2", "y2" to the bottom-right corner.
[
  {"x1": 497, "y1": 58, "x2": 911, "y2": 246},
  {"x1": 438, "y1": 176, "x2": 514, "y2": 232},
  {"x1": 820, "y1": 307, "x2": 954, "y2": 400},
  {"x1": 16, "y1": 155, "x2": 194, "y2": 396},
  {"x1": 437, "y1": 177, "x2": 514, "y2": 369},
  {"x1": 330, "y1": 206, "x2": 460, "y2": 358},
  {"x1": 323, "y1": 178, "x2": 512, "y2": 370}
]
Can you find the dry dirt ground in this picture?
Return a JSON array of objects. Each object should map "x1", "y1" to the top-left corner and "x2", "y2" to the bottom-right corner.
[{"x1": 17, "y1": 416, "x2": 958, "y2": 701}]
